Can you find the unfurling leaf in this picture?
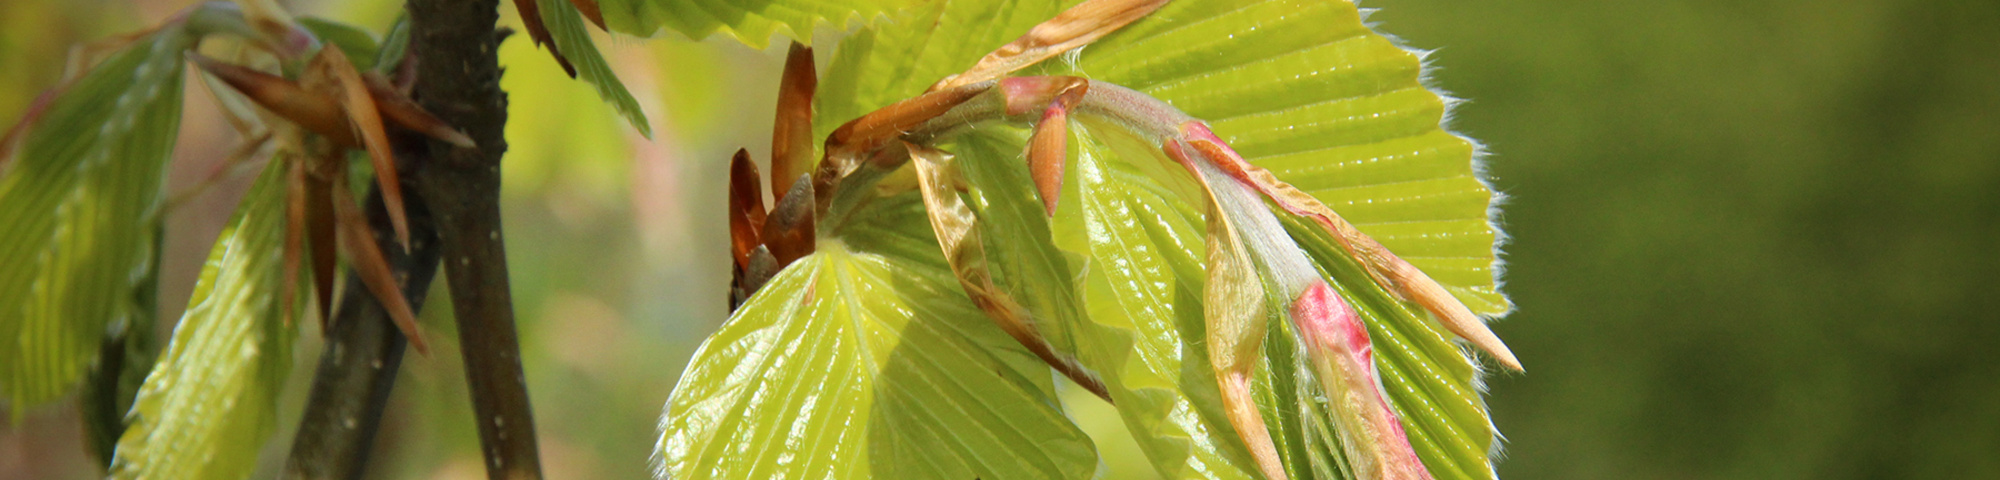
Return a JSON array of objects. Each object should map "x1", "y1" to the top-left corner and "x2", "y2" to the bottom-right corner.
[
  {"x1": 107, "y1": 159, "x2": 297, "y2": 480},
  {"x1": 1198, "y1": 179, "x2": 1286, "y2": 480},
  {"x1": 909, "y1": 143, "x2": 1108, "y2": 400}
]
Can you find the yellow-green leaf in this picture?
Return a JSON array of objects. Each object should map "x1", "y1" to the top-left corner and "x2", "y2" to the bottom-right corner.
[
  {"x1": 1057, "y1": 121, "x2": 1266, "y2": 479},
  {"x1": 657, "y1": 235, "x2": 1096, "y2": 478},
  {"x1": 107, "y1": 158, "x2": 297, "y2": 480},
  {"x1": 1071, "y1": 0, "x2": 1507, "y2": 315},
  {"x1": 814, "y1": 0, "x2": 1065, "y2": 142}
]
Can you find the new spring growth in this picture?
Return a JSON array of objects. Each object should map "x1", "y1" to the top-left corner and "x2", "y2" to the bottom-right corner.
[
  {"x1": 814, "y1": 74, "x2": 1517, "y2": 479},
  {"x1": 181, "y1": 10, "x2": 476, "y2": 354}
]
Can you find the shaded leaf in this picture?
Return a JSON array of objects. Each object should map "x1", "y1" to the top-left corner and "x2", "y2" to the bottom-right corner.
[
  {"x1": 657, "y1": 236, "x2": 1096, "y2": 479},
  {"x1": 0, "y1": 26, "x2": 196, "y2": 411},
  {"x1": 537, "y1": 0, "x2": 653, "y2": 136},
  {"x1": 297, "y1": 16, "x2": 380, "y2": 70},
  {"x1": 107, "y1": 158, "x2": 297, "y2": 480}
]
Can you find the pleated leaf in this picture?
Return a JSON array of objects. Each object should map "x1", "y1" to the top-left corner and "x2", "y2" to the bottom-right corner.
[
  {"x1": 594, "y1": 0, "x2": 909, "y2": 48},
  {"x1": 1056, "y1": 121, "x2": 1270, "y2": 480},
  {"x1": 1053, "y1": 1, "x2": 1502, "y2": 476},
  {"x1": 0, "y1": 26, "x2": 196, "y2": 412},
  {"x1": 944, "y1": 129, "x2": 1092, "y2": 363},
  {"x1": 814, "y1": 0, "x2": 1064, "y2": 142},
  {"x1": 1070, "y1": 0, "x2": 1508, "y2": 316},
  {"x1": 107, "y1": 159, "x2": 297, "y2": 480},
  {"x1": 537, "y1": 0, "x2": 652, "y2": 136},
  {"x1": 686, "y1": 0, "x2": 1505, "y2": 478},
  {"x1": 656, "y1": 228, "x2": 1097, "y2": 479}
]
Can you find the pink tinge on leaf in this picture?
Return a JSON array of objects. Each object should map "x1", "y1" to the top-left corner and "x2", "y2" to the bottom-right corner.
[
  {"x1": 1291, "y1": 281, "x2": 1434, "y2": 480},
  {"x1": 1293, "y1": 282, "x2": 1372, "y2": 365}
]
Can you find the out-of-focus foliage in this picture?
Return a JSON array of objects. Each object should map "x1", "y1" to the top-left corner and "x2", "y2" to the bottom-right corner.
[
  {"x1": 1367, "y1": 0, "x2": 2000, "y2": 478},
  {"x1": 0, "y1": 21, "x2": 194, "y2": 412},
  {"x1": 535, "y1": 0, "x2": 651, "y2": 136},
  {"x1": 106, "y1": 158, "x2": 295, "y2": 480}
]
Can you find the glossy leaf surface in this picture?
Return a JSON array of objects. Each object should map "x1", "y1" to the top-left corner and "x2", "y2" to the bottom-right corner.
[
  {"x1": 657, "y1": 233, "x2": 1096, "y2": 478},
  {"x1": 1071, "y1": 0, "x2": 1507, "y2": 315},
  {"x1": 0, "y1": 27, "x2": 195, "y2": 411},
  {"x1": 669, "y1": 0, "x2": 1507, "y2": 478},
  {"x1": 106, "y1": 160, "x2": 297, "y2": 480}
]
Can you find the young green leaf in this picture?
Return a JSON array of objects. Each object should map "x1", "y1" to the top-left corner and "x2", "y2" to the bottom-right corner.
[
  {"x1": 592, "y1": 0, "x2": 907, "y2": 48},
  {"x1": 1053, "y1": 1, "x2": 1508, "y2": 475},
  {"x1": 1057, "y1": 122, "x2": 1270, "y2": 479},
  {"x1": 0, "y1": 25, "x2": 196, "y2": 412},
  {"x1": 106, "y1": 158, "x2": 298, "y2": 480},
  {"x1": 1071, "y1": 0, "x2": 1508, "y2": 316},
  {"x1": 656, "y1": 238, "x2": 1096, "y2": 479},
  {"x1": 814, "y1": 0, "x2": 1065, "y2": 142},
  {"x1": 536, "y1": 0, "x2": 653, "y2": 137},
  {"x1": 693, "y1": 0, "x2": 1509, "y2": 478},
  {"x1": 908, "y1": 139, "x2": 1106, "y2": 399}
]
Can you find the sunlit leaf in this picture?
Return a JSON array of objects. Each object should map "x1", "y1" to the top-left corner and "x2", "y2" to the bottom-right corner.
[
  {"x1": 814, "y1": 0, "x2": 1065, "y2": 142},
  {"x1": 944, "y1": 129, "x2": 1092, "y2": 371},
  {"x1": 536, "y1": 0, "x2": 652, "y2": 137},
  {"x1": 710, "y1": 0, "x2": 1506, "y2": 478},
  {"x1": 1071, "y1": 0, "x2": 1507, "y2": 315},
  {"x1": 594, "y1": 0, "x2": 909, "y2": 48},
  {"x1": 0, "y1": 26, "x2": 196, "y2": 411},
  {"x1": 1055, "y1": 121, "x2": 1268, "y2": 479},
  {"x1": 106, "y1": 158, "x2": 297, "y2": 480},
  {"x1": 656, "y1": 233, "x2": 1096, "y2": 478}
]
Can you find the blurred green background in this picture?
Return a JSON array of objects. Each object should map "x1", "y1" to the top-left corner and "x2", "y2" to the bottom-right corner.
[{"x1": 3, "y1": 0, "x2": 1997, "y2": 479}]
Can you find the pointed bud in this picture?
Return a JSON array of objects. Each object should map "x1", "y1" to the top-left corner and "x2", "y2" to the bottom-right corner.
[
  {"x1": 728, "y1": 149, "x2": 767, "y2": 269},
  {"x1": 770, "y1": 42, "x2": 816, "y2": 202},
  {"x1": 1026, "y1": 102, "x2": 1069, "y2": 217},
  {"x1": 762, "y1": 174, "x2": 817, "y2": 268},
  {"x1": 310, "y1": 47, "x2": 410, "y2": 251},
  {"x1": 1201, "y1": 191, "x2": 1288, "y2": 480}
]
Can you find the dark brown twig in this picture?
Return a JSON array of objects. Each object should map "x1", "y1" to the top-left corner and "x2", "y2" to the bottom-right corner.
[
  {"x1": 406, "y1": 0, "x2": 546, "y2": 478},
  {"x1": 281, "y1": 184, "x2": 441, "y2": 480}
]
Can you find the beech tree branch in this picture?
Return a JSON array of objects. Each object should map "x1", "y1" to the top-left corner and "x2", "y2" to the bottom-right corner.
[
  {"x1": 281, "y1": 183, "x2": 440, "y2": 480},
  {"x1": 406, "y1": 0, "x2": 546, "y2": 478}
]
